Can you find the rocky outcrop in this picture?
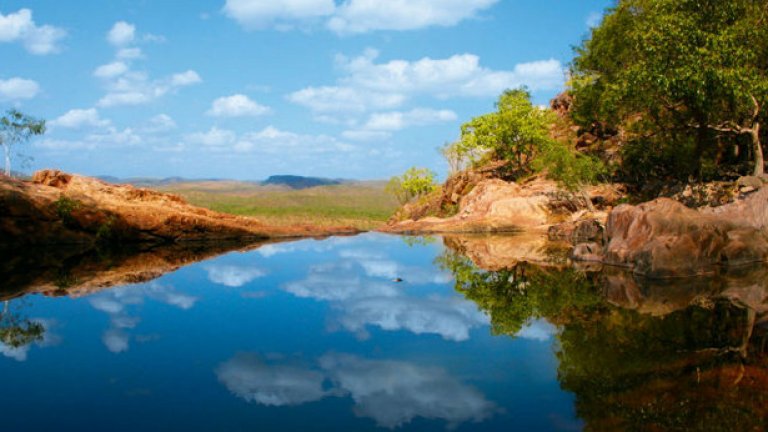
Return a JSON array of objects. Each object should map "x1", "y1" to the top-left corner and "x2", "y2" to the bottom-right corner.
[
  {"x1": 574, "y1": 188, "x2": 768, "y2": 278},
  {"x1": 383, "y1": 177, "x2": 584, "y2": 234},
  {"x1": 443, "y1": 234, "x2": 568, "y2": 271},
  {"x1": 0, "y1": 170, "x2": 359, "y2": 247}
]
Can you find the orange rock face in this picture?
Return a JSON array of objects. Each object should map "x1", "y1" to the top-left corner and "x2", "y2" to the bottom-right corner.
[
  {"x1": 583, "y1": 194, "x2": 768, "y2": 278},
  {"x1": 0, "y1": 170, "x2": 359, "y2": 247}
]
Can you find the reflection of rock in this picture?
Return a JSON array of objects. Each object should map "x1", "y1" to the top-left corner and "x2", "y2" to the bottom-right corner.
[
  {"x1": 216, "y1": 352, "x2": 498, "y2": 429},
  {"x1": 602, "y1": 265, "x2": 768, "y2": 317},
  {"x1": 443, "y1": 234, "x2": 568, "y2": 271},
  {"x1": 574, "y1": 192, "x2": 768, "y2": 278},
  {"x1": 0, "y1": 239, "x2": 290, "y2": 301},
  {"x1": 216, "y1": 354, "x2": 330, "y2": 406}
]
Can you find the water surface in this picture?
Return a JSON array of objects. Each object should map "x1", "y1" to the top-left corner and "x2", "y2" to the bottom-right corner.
[{"x1": 1, "y1": 233, "x2": 766, "y2": 431}]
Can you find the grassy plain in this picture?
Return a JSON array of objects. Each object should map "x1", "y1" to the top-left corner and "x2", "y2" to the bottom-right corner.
[{"x1": 153, "y1": 180, "x2": 398, "y2": 230}]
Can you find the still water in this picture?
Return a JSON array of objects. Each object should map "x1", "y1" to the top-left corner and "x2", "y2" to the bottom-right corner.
[{"x1": 1, "y1": 233, "x2": 766, "y2": 431}]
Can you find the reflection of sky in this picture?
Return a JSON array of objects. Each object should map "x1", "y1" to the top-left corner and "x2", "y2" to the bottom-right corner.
[
  {"x1": 0, "y1": 233, "x2": 578, "y2": 431},
  {"x1": 282, "y1": 240, "x2": 486, "y2": 342},
  {"x1": 217, "y1": 352, "x2": 498, "y2": 429},
  {"x1": 88, "y1": 281, "x2": 198, "y2": 353}
]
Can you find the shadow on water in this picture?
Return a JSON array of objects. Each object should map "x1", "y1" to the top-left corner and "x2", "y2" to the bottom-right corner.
[
  {"x1": 440, "y1": 235, "x2": 768, "y2": 432},
  {"x1": 0, "y1": 239, "x2": 294, "y2": 301}
]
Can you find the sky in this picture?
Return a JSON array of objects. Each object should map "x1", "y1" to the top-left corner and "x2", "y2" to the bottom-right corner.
[{"x1": 1, "y1": 0, "x2": 613, "y2": 180}]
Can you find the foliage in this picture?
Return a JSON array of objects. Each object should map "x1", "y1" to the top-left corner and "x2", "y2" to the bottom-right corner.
[
  {"x1": 459, "y1": 88, "x2": 556, "y2": 174},
  {"x1": 439, "y1": 141, "x2": 470, "y2": 175},
  {"x1": 385, "y1": 167, "x2": 438, "y2": 205},
  {"x1": 570, "y1": 0, "x2": 768, "y2": 178},
  {"x1": 534, "y1": 139, "x2": 608, "y2": 192},
  {"x1": 0, "y1": 109, "x2": 46, "y2": 177},
  {"x1": 0, "y1": 301, "x2": 45, "y2": 349},
  {"x1": 436, "y1": 251, "x2": 604, "y2": 336},
  {"x1": 55, "y1": 196, "x2": 81, "y2": 227}
]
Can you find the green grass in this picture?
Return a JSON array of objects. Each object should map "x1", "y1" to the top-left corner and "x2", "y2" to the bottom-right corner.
[{"x1": 154, "y1": 181, "x2": 399, "y2": 230}]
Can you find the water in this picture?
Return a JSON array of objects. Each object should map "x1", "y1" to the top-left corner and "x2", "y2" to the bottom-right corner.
[{"x1": 1, "y1": 233, "x2": 766, "y2": 431}]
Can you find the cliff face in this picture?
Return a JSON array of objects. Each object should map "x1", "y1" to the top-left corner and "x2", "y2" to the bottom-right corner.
[{"x1": 0, "y1": 170, "x2": 358, "y2": 247}]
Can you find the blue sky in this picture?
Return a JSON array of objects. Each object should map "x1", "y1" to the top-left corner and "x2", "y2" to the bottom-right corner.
[{"x1": 1, "y1": 0, "x2": 612, "y2": 180}]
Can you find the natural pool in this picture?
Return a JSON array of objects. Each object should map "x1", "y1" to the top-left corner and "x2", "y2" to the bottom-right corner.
[{"x1": 1, "y1": 233, "x2": 766, "y2": 431}]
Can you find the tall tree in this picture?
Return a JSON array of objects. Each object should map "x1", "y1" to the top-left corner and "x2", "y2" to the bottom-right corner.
[
  {"x1": 571, "y1": 0, "x2": 768, "y2": 177},
  {"x1": 0, "y1": 109, "x2": 46, "y2": 177}
]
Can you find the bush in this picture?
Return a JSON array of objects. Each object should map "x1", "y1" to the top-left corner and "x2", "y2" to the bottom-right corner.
[{"x1": 386, "y1": 167, "x2": 438, "y2": 205}]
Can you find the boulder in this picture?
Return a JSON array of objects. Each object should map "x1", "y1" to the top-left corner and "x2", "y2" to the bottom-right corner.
[{"x1": 575, "y1": 196, "x2": 768, "y2": 278}]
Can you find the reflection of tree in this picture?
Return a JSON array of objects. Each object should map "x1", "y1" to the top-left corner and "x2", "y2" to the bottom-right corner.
[
  {"x1": 438, "y1": 247, "x2": 768, "y2": 430},
  {"x1": 436, "y1": 250, "x2": 603, "y2": 336},
  {"x1": 0, "y1": 300, "x2": 45, "y2": 349}
]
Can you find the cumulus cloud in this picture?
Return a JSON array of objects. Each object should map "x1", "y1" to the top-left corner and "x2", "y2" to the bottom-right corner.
[
  {"x1": 223, "y1": 0, "x2": 498, "y2": 34},
  {"x1": 0, "y1": 9, "x2": 66, "y2": 55},
  {"x1": 289, "y1": 50, "x2": 564, "y2": 116},
  {"x1": 93, "y1": 61, "x2": 129, "y2": 79},
  {"x1": 95, "y1": 23, "x2": 200, "y2": 108},
  {"x1": 205, "y1": 264, "x2": 266, "y2": 287},
  {"x1": 143, "y1": 114, "x2": 177, "y2": 133},
  {"x1": 185, "y1": 127, "x2": 237, "y2": 147},
  {"x1": 185, "y1": 125, "x2": 356, "y2": 155},
  {"x1": 216, "y1": 353, "x2": 331, "y2": 406},
  {"x1": 223, "y1": 0, "x2": 336, "y2": 30},
  {"x1": 207, "y1": 94, "x2": 271, "y2": 117},
  {"x1": 362, "y1": 108, "x2": 456, "y2": 131},
  {"x1": 102, "y1": 329, "x2": 130, "y2": 353},
  {"x1": 50, "y1": 108, "x2": 111, "y2": 129},
  {"x1": 0, "y1": 77, "x2": 40, "y2": 100},
  {"x1": 327, "y1": 0, "x2": 498, "y2": 34},
  {"x1": 107, "y1": 21, "x2": 136, "y2": 46},
  {"x1": 515, "y1": 319, "x2": 557, "y2": 342}
]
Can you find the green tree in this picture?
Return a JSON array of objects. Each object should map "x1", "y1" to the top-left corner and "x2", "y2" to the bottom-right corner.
[
  {"x1": 385, "y1": 167, "x2": 438, "y2": 205},
  {"x1": 0, "y1": 109, "x2": 46, "y2": 177},
  {"x1": 571, "y1": 0, "x2": 768, "y2": 178},
  {"x1": 459, "y1": 88, "x2": 555, "y2": 174},
  {"x1": 534, "y1": 140, "x2": 607, "y2": 211}
]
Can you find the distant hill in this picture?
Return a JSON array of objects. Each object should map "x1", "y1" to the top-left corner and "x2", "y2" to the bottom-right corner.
[{"x1": 262, "y1": 175, "x2": 343, "y2": 189}]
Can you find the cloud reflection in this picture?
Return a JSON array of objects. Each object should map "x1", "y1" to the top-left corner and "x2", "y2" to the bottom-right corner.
[
  {"x1": 216, "y1": 352, "x2": 498, "y2": 429},
  {"x1": 205, "y1": 264, "x2": 266, "y2": 287}
]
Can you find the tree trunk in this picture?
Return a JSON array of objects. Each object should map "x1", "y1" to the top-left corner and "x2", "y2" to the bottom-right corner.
[
  {"x1": 3, "y1": 144, "x2": 10, "y2": 177},
  {"x1": 751, "y1": 121, "x2": 763, "y2": 176}
]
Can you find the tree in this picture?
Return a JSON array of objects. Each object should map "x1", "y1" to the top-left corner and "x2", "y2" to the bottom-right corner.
[
  {"x1": 385, "y1": 167, "x2": 438, "y2": 205},
  {"x1": 458, "y1": 88, "x2": 555, "y2": 174},
  {"x1": 534, "y1": 140, "x2": 607, "y2": 211},
  {"x1": 571, "y1": 0, "x2": 768, "y2": 177},
  {"x1": 1, "y1": 109, "x2": 46, "y2": 177}
]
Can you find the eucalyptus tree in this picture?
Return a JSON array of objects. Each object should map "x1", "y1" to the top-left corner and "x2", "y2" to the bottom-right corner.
[{"x1": 1, "y1": 109, "x2": 46, "y2": 176}]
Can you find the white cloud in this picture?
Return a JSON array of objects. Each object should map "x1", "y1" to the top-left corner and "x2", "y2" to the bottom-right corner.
[
  {"x1": 0, "y1": 77, "x2": 40, "y2": 100},
  {"x1": 223, "y1": 0, "x2": 498, "y2": 34},
  {"x1": 117, "y1": 47, "x2": 143, "y2": 60},
  {"x1": 50, "y1": 108, "x2": 111, "y2": 129},
  {"x1": 515, "y1": 319, "x2": 557, "y2": 342},
  {"x1": 287, "y1": 85, "x2": 405, "y2": 114},
  {"x1": 0, "y1": 9, "x2": 66, "y2": 55},
  {"x1": 223, "y1": 0, "x2": 336, "y2": 30},
  {"x1": 102, "y1": 329, "x2": 130, "y2": 353},
  {"x1": 185, "y1": 126, "x2": 237, "y2": 147},
  {"x1": 107, "y1": 21, "x2": 135, "y2": 46},
  {"x1": 170, "y1": 70, "x2": 202, "y2": 86},
  {"x1": 93, "y1": 61, "x2": 129, "y2": 79},
  {"x1": 363, "y1": 108, "x2": 456, "y2": 131},
  {"x1": 206, "y1": 264, "x2": 266, "y2": 287},
  {"x1": 207, "y1": 94, "x2": 271, "y2": 117},
  {"x1": 340, "y1": 130, "x2": 391, "y2": 142},
  {"x1": 289, "y1": 50, "x2": 564, "y2": 115},
  {"x1": 144, "y1": 114, "x2": 177, "y2": 133},
  {"x1": 328, "y1": 0, "x2": 498, "y2": 34}
]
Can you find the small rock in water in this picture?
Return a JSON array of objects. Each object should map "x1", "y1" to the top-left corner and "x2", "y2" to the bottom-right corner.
[{"x1": 392, "y1": 278, "x2": 403, "y2": 283}]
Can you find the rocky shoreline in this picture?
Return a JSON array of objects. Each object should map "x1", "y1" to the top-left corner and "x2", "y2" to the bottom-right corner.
[{"x1": 0, "y1": 170, "x2": 359, "y2": 248}]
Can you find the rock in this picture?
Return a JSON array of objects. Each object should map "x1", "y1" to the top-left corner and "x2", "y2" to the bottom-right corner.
[
  {"x1": 549, "y1": 219, "x2": 604, "y2": 244},
  {"x1": 443, "y1": 234, "x2": 564, "y2": 271},
  {"x1": 575, "y1": 196, "x2": 768, "y2": 278},
  {"x1": 383, "y1": 177, "x2": 560, "y2": 234},
  {"x1": 737, "y1": 175, "x2": 765, "y2": 189},
  {"x1": 0, "y1": 170, "x2": 359, "y2": 247}
]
